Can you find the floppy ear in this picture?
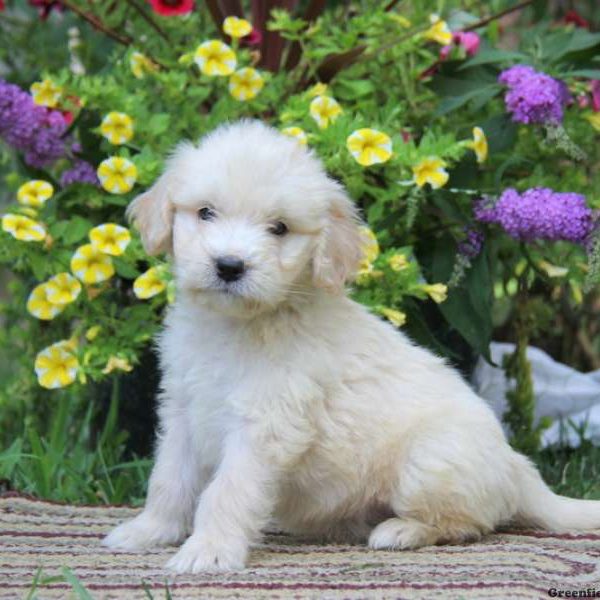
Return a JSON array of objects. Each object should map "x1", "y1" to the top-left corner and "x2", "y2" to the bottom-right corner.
[
  {"x1": 312, "y1": 183, "x2": 364, "y2": 293},
  {"x1": 126, "y1": 171, "x2": 174, "y2": 256}
]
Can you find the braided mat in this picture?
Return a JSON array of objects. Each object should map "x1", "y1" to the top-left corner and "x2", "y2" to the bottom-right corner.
[{"x1": 1, "y1": 494, "x2": 599, "y2": 599}]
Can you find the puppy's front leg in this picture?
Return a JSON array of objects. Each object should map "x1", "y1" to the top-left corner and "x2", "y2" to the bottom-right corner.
[
  {"x1": 103, "y1": 411, "x2": 203, "y2": 551},
  {"x1": 166, "y1": 425, "x2": 277, "y2": 573}
]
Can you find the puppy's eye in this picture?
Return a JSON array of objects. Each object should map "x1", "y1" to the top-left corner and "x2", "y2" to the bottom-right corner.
[
  {"x1": 269, "y1": 221, "x2": 288, "y2": 236},
  {"x1": 198, "y1": 207, "x2": 216, "y2": 221}
]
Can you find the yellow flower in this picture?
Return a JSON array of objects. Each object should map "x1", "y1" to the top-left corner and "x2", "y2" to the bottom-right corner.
[
  {"x1": 281, "y1": 126, "x2": 308, "y2": 145},
  {"x1": 45, "y1": 273, "x2": 82, "y2": 305},
  {"x1": 424, "y1": 15, "x2": 453, "y2": 45},
  {"x1": 35, "y1": 341, "x2": 79, "y2": 389},
  {"x1": 2, "y1": 214, "x2": 46, "y2": 242},
  {"x1": 412, "y1": 157, "x2": 449, "y2": 189},
  {"x1": 347, "y1": 128, "x2": 393, "y2": 167},
  {"x1": 102, "y1": 355, "x2": 134, "y2": 374},
  {"x1": 585, "y1": 112, "x2": 600, "y2": 132},
  {"x1": 194, "y1": 40, "x2": 237, "y2": 76},
  {"x1": 468, "y1": 126, "x2": 488, "y2": 163},
  {"x1": 17, "y1": 180, "x2": 54, "y2": 208},
  {"x1": 100, "y1": 112, "x2": 134, "y2": 145},
  {"x1": 27, "y1": 284, "x2": 66, "y2": 320},
  {"x1": 307, "y1": 83, "x2": 328, "y2": 98},
  {"x1": 359, "y1": 227, "x2": 380, "y2": 267},
  {"x1": 71, "y1": 244, "x2": 115, "y2": 284},
  {"x1": 85, "y1": 325, "x2": 101, "y2": 341},
  {"x1": 134, "y1": 266, "x2": 167, "y2": 299},
  {"x1": 30, "y1": 79, "x2": 62, "y2": 108},
  {"x1": 380, "y1": 307, "x2": 407, "y2": 327},
  {"x1": 309, "y1": 96, "x2": 342, "y2": 129},
  {"x1": 97, "y1": 157, "x2": 137, "y2": 194},
  {"x1": 228, "y1": 68, "x2": 264, "y2": 101},
  {"x1": 421, "y1": 283, "x2": 448, "y2": 303},
  {"x1": 89, "y1": 223, "x2": 131, "y2": 256},
  {"x1": 223, "y1": 16, "x2": 253, "y2": 38},
  {"x1": 388, "y1": 254, "x2": 408, "y2": 271},
  {"x1": 130, "y1": 51, "x2": 158, "y2": 79}
]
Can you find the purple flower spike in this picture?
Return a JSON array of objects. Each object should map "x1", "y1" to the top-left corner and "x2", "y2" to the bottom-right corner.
[
  {"x1": 475, "y1": 188, "x2": 594, "y2": 244},
  {"x1": 458, "y1": 228, "x2": 484, "y2": 258},
  {"x1": 60, "y1": 160, "x2": 100, "y2": 187},
  {"x1": 0, "y1": 78, "x2": 69, "y2": 168},
  {"x1": 498, "y1": 65, "x2": 570, "y2": 124}
]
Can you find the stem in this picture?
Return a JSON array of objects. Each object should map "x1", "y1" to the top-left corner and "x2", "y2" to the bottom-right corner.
[
  {"x1": 503, "y1": 276, "x2": 540, "y2": 455},
  {"x1": 464, "y1": 0, "x2": 535, "y2": 31},
  {"x1": 125, "y1": 0, "x2": 171, "y2": 44},
  {"x1": 60, "y1": 0, "x2": 133, "y2": 46}
]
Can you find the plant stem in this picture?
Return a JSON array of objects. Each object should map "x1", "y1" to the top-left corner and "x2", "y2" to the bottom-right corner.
[
  {"x1": 464, "y1": 0, "x2": 535, "y2": 32},
  {"x1": 60, "y1": 0, "x2": 133, "y2": 46},
  {"x1": 125, "y1": 0, "x2": 171, "y2": 44}
]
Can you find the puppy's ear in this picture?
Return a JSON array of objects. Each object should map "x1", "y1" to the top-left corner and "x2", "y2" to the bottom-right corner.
[
  {"x1": 126, "y1": 170, "x2": 175, "y2": 256},
  {"x1": 313, "y1": 183, "x2": 363, "y2": 293}
]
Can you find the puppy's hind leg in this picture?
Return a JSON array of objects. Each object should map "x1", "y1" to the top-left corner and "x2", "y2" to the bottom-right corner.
[
  {"x1": 368, "y1": 418, "x2": 519, "y2": 551},
  {"x1": 103, "y1": 410, "x2": 203, "y2": 551}
]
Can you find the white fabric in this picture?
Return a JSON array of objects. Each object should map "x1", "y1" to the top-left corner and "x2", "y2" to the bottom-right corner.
[{"x1": 472, "y1": 342, "x2": 600, "y2": 447}]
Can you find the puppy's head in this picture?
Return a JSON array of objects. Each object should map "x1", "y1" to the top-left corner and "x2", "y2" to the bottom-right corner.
[{"x1": 128, "y1": 120, "x2": 363, "y2": 316}]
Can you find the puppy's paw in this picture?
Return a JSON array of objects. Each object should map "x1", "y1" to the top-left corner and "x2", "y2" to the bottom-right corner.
[
  {"x1": 103, "y1": 513, "x2": 185, "y2": 551},
  {"x1": 166, "y1": 534, "x2": 247, "y2": 573},
  {"x1": 368, "y1": 517, "x2": 438, "y2": 550}
]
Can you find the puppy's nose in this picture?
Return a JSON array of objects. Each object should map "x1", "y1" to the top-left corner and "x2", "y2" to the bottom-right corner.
[{"x1": 215, "y1": 255, "x2": 246, "y2": 282}]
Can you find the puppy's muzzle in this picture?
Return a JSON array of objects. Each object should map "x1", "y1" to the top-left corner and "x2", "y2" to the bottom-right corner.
[{"x1": 215, "y1": 255, "x2": 246, "y2": 283}]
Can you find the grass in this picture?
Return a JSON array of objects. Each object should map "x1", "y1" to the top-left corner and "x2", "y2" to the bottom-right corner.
[
  {"x1": 0, "y1": 383, "x2": 151, "y2": 505},
  {"x1": 536, "y1": 442, "x2": 600, "y2": 499},
  {"x1": 26, "y1": 567, "x2": 173, "y2": 600}
]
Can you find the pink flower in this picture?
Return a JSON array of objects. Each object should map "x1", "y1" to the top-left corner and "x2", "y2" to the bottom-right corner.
[
  {"x1": 440, "y1": 45, "x2": 452, "y2": 60},
  {"x1": 242, "y1": 27, "x2": 263, "y2": 48},
  {"x1": 148, "y1": 0, "x2": 194, "y2": 16},
  {"x1": 439, "y1": 31, "x2": 480, "y2": 61},
  {"x1": 578, "y1": 94, "x2": 590, "y2": 109},
  {"x1": 591, "y1": 80, "x2": 600, "y2": 112},
  {"x1": 454, "y1": 31, "x2": 480, "y2": 56}
]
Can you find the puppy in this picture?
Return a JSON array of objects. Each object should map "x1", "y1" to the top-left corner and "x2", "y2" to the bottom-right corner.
[{"x1": 103, "y1": 120, "x2": 600, "y2": 573}]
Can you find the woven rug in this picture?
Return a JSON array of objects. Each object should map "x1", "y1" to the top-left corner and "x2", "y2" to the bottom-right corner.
[{"x1": 1, "y1": 493, "x2": 599, "y2": 599}]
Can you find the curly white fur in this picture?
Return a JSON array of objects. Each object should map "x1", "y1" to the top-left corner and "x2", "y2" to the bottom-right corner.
[{"x1": 103, "y1": 121, "x2": 600, "y2": 573}]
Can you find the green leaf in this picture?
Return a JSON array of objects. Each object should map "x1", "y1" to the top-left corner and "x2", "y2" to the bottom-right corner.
[
  {"x1": 147, "y1": 114, "x2": 171, "y2": 136},
  {"x1": 113, "y1": 257, "x2": 140, "y2": 279},
  {"x1": 29, "y1": 253, "x2": 48, "y2": 280},
  {"x1": 458, "y1": 49, "x2": 527, "y2": 70},
  {"x1": 480, "y1": 114, "x2": 518, "y2": 154},
  {"x1": 335, "y1": 79, "x2": 375, "y2": 101},
  {"x1": 543, "y1": 29, "x2": 600, "y2": 62},
  {"x1": 432, "y1": 237, "x2": 492, "y2": 360},
  {"x1": 63, "y1": 217, "x2": 94, "y2": 245},
  {"x1": 564, "y1": 69, "x2": 600, "y2": 79}
]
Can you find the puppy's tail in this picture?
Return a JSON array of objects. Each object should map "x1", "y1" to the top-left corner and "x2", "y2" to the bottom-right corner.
[{"x1": 513, "y1": 453, "x2": 600, "y2": 531}]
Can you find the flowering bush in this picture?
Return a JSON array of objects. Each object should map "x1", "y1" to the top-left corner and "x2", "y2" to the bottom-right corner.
[{"x1": 1, "y1": 0, "x2": 600, "y2": 466}]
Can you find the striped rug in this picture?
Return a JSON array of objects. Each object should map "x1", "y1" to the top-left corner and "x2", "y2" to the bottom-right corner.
[{"x1": 1, "y1": 493, "x2": 599, "y2": 599}]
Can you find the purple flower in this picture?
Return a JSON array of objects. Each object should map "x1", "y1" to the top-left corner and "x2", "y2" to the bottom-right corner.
[
  {"x1": 498, "y1": 65, "x2": 537, "y2": 87},
  {"x1": 458, "y1": 228, "x2": 484, "y2": 258},
  {"x1": 475, "y1": 188, "x2": 594, "y2": 244},
  {"x1": 0, "y1": 78, "x2": 69, "y2": 168},
  {"x1": 60, "y1": 160, "x2": 99, "y2": 187},
  {"x1": 498, "y1": 65, "x2": 570, "y2": 124}
]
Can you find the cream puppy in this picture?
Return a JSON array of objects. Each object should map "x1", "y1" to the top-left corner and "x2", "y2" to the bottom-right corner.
[{"x1": 103, "y1": 120, "x2": 600, "y2": 573}]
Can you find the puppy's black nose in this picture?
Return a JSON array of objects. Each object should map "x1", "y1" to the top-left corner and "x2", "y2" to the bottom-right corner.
[{"x1": 215, "y1": 255, "x2": 245, "y2": 282}]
